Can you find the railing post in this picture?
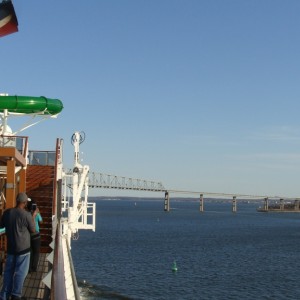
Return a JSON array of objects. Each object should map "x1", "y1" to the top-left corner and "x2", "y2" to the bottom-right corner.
[
  {"x1": 199, "y1": 194, "x2": 204, "y2": 212},
  {"x1": 164, "y1": 191, "x2": 170, "y2": 212},
  {"x1": 232, "y1": 196, "x2": 237, "y2": 213}
]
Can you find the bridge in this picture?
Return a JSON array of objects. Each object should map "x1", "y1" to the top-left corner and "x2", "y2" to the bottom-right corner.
[
  {"x1": 62, "y1": 132, "x2": 300, "y2": 213},
  {"x1": 85, "y1": 171, "x2": 300, "y2": 213},
  {"x1": 88, "y1": 171, "x2": 166, "y2": 192}
]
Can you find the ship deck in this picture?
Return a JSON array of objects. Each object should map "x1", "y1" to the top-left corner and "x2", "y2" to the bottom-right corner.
[{"x1": 0, "y1": 253, "x2": 50, "y2": 300}]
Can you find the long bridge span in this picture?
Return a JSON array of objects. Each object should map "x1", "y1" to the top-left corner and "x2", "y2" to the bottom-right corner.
[
  {"x1": 88, "y1": 172, "x2": 166, "y2": 192},
  {"x1": 85, "y1": 172, "x2": 300, "y2": 213}
]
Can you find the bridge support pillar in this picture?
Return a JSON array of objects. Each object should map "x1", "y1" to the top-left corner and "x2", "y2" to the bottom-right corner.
[
  {"x1": 264, "y1": 197, "x2": 269, "y2": 211},
  {"x1": 232, "y1": 196, "x2": 237, "y2": 213},
  {"x1": 294, "y1": 200, "x2": 300, "y2": 211},
  {"x1": 280, "y1": 198, "x2": 284, "y2": 211},
  {"x1": 199, "y1": 194, "x2": 204, "y2": 212},
  {"x1": 164, "y1": 191, "x2": 170, "y2": 212}
]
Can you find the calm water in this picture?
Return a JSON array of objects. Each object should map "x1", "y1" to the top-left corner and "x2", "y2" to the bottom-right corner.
[{"x1": 71, "y1": 199, "x2": 300, "y2": 300}]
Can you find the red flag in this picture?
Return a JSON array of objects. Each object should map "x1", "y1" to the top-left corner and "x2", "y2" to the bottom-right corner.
[{"x1": 0, "y1": 1, "x2": 18, "y2": 38}]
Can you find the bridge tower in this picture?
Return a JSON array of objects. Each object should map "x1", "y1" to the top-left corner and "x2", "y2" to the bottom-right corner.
[{"x1": 164, "y1": 191, "x2": 170, "y2": 212}]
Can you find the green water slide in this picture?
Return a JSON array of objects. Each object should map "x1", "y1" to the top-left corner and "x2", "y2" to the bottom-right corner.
[{"x1": 0, "y1": 95, "x2": 63, "y2": 115}]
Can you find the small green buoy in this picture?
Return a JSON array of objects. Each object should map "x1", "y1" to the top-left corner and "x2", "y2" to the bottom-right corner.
[{"x1": 172, "y1": 260, "x2": 178, "y2": 272}]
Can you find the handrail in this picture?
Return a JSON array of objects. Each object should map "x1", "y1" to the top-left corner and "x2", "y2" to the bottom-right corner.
[
  {"x1": 50, "y1": 219, "x2": 81, "y2": 300},
  {"x1": 51, "y1": 220, "x2": 67, "y2": 300},
  {"x1": 66, "y1": 238, "x2": 81, "y2": 300}
]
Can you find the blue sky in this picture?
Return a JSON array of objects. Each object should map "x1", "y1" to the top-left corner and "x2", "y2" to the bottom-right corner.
[{"x1": 1, "y1": 0, "x2": 300, "y2": 198}]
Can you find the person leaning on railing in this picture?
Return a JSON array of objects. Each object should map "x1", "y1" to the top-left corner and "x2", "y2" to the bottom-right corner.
[{"x1": 0, "y1": 193, "x2": 36, "y2": 300}]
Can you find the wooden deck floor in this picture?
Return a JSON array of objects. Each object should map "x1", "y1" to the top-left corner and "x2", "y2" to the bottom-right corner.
[{"x1": 0, "y1": 253, "x2": 51, "y2": 300}]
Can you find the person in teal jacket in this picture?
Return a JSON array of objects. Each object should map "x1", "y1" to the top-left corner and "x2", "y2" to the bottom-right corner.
[{"x1": 27, "y1": 199, "x2": 43, "y2": 272}]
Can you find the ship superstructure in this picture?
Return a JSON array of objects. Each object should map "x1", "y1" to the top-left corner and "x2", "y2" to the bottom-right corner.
[{"x1": 0, "y1": 95, "x2": 96, "y2": 299}]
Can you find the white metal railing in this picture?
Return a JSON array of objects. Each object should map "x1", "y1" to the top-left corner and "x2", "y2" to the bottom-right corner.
[
  {"x1": 28, "y1": 150, "x2": 56, "y2": 166},
  {"x1": 0, "y1": 135, "x2": 28, "y2": 156}
]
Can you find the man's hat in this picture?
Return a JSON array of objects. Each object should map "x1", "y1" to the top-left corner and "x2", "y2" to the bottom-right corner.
[{"x1": 16, "y1": 192, "x2": 28, "y2": 203}]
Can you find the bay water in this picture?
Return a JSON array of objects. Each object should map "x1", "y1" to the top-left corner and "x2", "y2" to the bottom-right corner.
[{"x1": 71, "y1": 199, "x2": 300, "y2": 299}]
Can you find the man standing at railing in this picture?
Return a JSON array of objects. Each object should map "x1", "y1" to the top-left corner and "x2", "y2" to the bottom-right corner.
[{"x1": 0, "y1": 193, "x2": 36, "y2": 300}]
